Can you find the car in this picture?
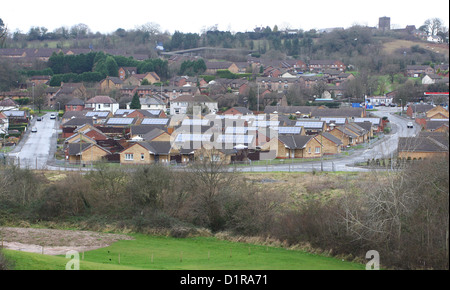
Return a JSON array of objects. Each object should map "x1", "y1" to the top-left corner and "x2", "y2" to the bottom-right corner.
[
  {"x1": 407, "y1": 122, "x2": 414, "y2": 128},
  {"x1": 50, "y1": 113, "x2": 56, "y2": 119},
  {"x1": 36, "y1": 116, "x2": 42, "y2": 121},
  {"x1": 31, "y1": 127, "x2": 37, "y2": 133}
]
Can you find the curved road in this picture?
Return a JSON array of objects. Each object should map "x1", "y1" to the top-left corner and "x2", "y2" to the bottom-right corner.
[{"x1": 7, "y1": 107, "x2": 419, "y2": 172}]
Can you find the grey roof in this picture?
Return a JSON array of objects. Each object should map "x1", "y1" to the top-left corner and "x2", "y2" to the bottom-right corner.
[
  {"x1": 398, "y1": 136, "x2": 448, "y2": 152},
  {"x1": 426, "y1": 120, "x2": 449, "y2": 131},
  {"x1": 142, "y1": 128, "x2": 167, "y2": 141},
  {"x1": 140, "y1": 141, "x2": 172, "y2": 155},
  {"x1": 278, "y1": 135, "x2": 314, "y2": 149},
  {"x1": 66, "y1": 98, "x2": 85, "y2": 106},
  {"x1": 67, "y1": 143, "x2": 92, "y2": 155},
  {"x1": 321, "y1": 132, "x2": 343, "y2": 145},
  {"x1": 62, "y1": 117, "x2": 93, "y2": 127}
]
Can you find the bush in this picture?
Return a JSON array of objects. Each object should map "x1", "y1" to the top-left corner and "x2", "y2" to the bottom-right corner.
[{"x1": 0, "y1": 250, "x2": 14, "y2": 270}]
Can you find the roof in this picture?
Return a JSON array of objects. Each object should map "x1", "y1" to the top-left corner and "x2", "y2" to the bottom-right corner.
[
  {"x1": 86, "y1": 95, "x2": 116, "y2": 104},
  {"x1": 278, "y1": 135, "x2": 314, "y2": 149},
  {"x1": 321, "y1": 132, "x2": 343, "y2": 145},
  {"x1": 66, "y1": 98, "x2": 85, "y2": 106},
  {"x1": 398, "y1": 136, "x2": 448, "y2": 152}
]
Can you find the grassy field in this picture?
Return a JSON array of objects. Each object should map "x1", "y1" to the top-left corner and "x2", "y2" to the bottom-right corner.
[{"x1": 3, "y1": 233, "x2": 365, "y2": 270}]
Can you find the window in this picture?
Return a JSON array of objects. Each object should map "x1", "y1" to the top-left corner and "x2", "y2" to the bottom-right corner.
[
  {"x1": 125, "y1": 153, "x2": 134, "y2": 161},
  {"x1": 308, "y1": 147, "x2": 311, "y2": 153},
  {"x1": 315, "y1": 147, "x2": 321, "y2": 154},
  {"x1": 141, "y1": 153, "x2": 145, "y2": 161}
]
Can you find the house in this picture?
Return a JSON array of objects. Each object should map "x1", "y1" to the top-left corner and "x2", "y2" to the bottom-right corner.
[
  {"x1": 61, "y1": 117, "x2": 94, "y2": 138},
  {"x1": 422, "y1": 74, "x2": 445, "y2": 85},
  {"x1": 205, "y1": 62, "x2": 239, "y2": 74},
  {"x1": 406, "y1": 65, "x2": 434, "y2": 78},
  {"x1": 425, "y1": 120, "x2": 449, "y2": 132},
  {"x1": 353, "y1": 117, "x2": 383, "y2": 133},
  {"x1": 85, "y1": 95, "x2": 119, "y2": 114},
  {"x1": 193, "y1": 147, "x2": 237, "y2": 165},
  {"x1": 119, "y1": 141, "x2": 173, "y2": 165},
  {"x1": 65, "y1": 98, "x2": 85, "y2": 111},
  {"x1": 0, "y1": 112, "x2": 8, "y2": 135},
  {"x1": 65, "y1": 142, "x2": 111, "y2": 164},
  {"x1": 425, "y1": 105, "x2": 449, "y2": 119},
  {"x1": 309, "y1": 60, "x2": 346, "y2": 72},
  {"x1": 365, "y1": 95, "x2": 394, "y2": 106},
  {"x1": 319, "y1": 132, "x2": 343, "y2": 155},
  {"x1": 222, "y1": 107, "x2": 253, "y2": 116},
  {"x1": 125, "y1": 72, "x2": 161, "y2": 85},
  {"x1": 99, "y1": 77, "x2": 123, "y2": 92},
  {"x1": 397, "y1": 132, "x2": 448, "y2": 160},
  {"x1": 126, "y1": 97, "x2": 166, "y2": 111},
  {"x1": 118, "y1": 67, "x2": 138, "y2": 80},
  {"x1": 328, "y1": 126, "x2": 358, "y2": 147},
  {"x1": 295, "y1": 120, "x2": 326, "y2": 135},
  {"x1": 170, "y1": 94, "x2": 218, "y2": 115},
  {"x1": 104, "y1": 117, "x2": 138, "y2": 127},
  {"x1": 0, "y1": 98, "x2": 19, "y2": 111},
  {"x1": 261, "y1": 134, "x2": 323, "y2": 159},
  {"x1": 406, "y1": 103, "x2": 435, "y2": 118}
]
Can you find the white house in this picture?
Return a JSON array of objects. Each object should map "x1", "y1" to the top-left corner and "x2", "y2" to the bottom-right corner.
[
  {"x1": 0, "y1": 112, "x2": 9, "y2": 135},
  {"x1": 0, "y1": 98, "x2": 19, "y2": 111},
  {"x1": 170, "y1": 94, "x2": 218, "y2": 115},
  {"x1": 126, "y1": 97, "x2": 166, "y2": 111},
  {"x1": 364, "y1": 95, "x2": 393, "y2": 106},
  {"x1": 85, "y1": 96, "x2": 119, "y2": 114}
]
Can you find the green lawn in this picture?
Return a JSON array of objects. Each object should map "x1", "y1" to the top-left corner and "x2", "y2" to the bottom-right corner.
[{"x1": 3, "y1": 234, "x2": 365, "y2": 270}]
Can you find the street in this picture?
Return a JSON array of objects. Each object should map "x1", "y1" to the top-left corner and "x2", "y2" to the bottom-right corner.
[{"x1": 8, "y1": 112, "x2": 59, "y2": 170}]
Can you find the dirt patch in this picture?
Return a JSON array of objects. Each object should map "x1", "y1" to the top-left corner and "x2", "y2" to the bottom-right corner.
[{"x1": 0, "y1": 227, "x2": 134, "y2": 255}]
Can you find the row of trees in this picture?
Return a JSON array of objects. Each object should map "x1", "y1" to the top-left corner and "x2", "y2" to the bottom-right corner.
[{"x1": 1, "y1": 152, "x2": 448, "y2": 269}]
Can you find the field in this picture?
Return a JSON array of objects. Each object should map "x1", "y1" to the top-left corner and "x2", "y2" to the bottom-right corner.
[
  {"x1": 2, "y1": 232, "x2": 365, "y2": 270},
  {"x1": 381, "y1": 38, "x2": 449, "y2": 58}
]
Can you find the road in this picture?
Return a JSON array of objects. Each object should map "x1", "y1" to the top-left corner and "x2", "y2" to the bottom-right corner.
[
  {"x1": 8, "y1": 113, "x2": 59, "y2": 170},
  {"x1": 7, "y1": 107, "x2": 420, "y2": 172}
]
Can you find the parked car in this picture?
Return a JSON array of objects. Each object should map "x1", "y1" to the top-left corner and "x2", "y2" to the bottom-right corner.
[
  {"x1": 31, "y1": 127, "x2": 37, "y2": 133},
  {"x1": 50, "y1": 113, "x2": 56, "y2": 119},
  {"x1": 37, "y1": 116, "x2": 42, "y2": 121},
  {"x1": 407, "y1": 122, "x2": 414, "y2": 128}
]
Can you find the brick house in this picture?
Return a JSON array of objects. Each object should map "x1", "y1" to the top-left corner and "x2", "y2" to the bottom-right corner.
[
  {"x1": 118, "y1": 67, "x2": 138, "y2": 80},
  {"x1": 119, "y1": 141, "x2": 173, "y2": 165},
  {"x1": 65, "y1": 98, "x2": 85, "y2": 111},
  {"x1": 205, "y1": 62, "x2": 239, "y2": 74},
  {"x1": 65, "y1": 143, "x2": 111, "y2": 164},
  {"x1": 309, "y1": 60, "x2": 346, "y2": 72},
  {"x1": 99, "y1": 77, "x2": 123, "y2": 92},
  {"x1": 261, "y1": 135, "x2": 323, "y2": 159},
  {"x1": 397, "y1": 132, "x2": 448, "y2": 160}
]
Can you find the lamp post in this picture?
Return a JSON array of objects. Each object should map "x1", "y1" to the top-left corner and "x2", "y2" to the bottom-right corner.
[{"x1": 400, "y1": 99, "x2": 402, "y2": 116}]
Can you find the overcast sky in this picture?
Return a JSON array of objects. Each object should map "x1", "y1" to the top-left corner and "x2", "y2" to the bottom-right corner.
[{"x1": 2, "y1": 0, "x2": 449, "y2": 34}]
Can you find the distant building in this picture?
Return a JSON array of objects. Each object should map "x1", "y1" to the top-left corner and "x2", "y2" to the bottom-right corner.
[{"x1": 379, "y1": 16, "x2": 391, "y2": 32}]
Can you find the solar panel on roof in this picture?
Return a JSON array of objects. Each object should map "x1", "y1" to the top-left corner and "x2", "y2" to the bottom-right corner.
[
  {"x1": 115, "y1": 109, "x2": 135, "y2": 115},
  {"x1": 86, "y1": 111, "x2": 109, "y2": 117},
  {"x1": 107, "y1": 118, "x2": 134, "y2": 125},
  {"x1": 278, "y1": 127, "x2": 302, "y2": 134},
  {"x1": 216, "y1": 135, "x2": 254, "y2": 144},
  {"x1": 320, "y1": 117, "x2": 346, "y2": 124},
  {"x1": 295, "y1": 121, "x2": 324, "y2": 128},
  {"x1": 181, "y1": 119, "x2": 209, "y2": 126},
  {"x1": 141, "y1": 118, "x2": 169, "y2": 125},
  {"x1": 175, "y1": 133, "x2": 212, "y2": 142}
]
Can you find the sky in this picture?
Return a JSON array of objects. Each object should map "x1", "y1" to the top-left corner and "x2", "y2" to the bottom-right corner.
[{"x1": 2, "y1": 0, "x2": 449, "y2": 35}]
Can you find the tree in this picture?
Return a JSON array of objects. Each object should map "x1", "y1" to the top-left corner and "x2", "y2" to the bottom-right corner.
[
  {"x1": 423, "y1": 18, "x2": 443, "y2": 36},
  {"x1": 129, "y1": 92, "x2": 141, "y2": 109},
  {"x1": 0, "y1": 18, "x2": 8, "y2": 47}
]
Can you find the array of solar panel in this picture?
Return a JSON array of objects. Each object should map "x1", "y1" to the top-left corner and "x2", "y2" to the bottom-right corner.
[
  {"x1": 277, "y1": 127, "x2": 302, "y2": 134},
  {"x1": 141, "y1": 118, "x2": 169, "y2": 125},
  {"x1": 216, "y1": 134, "x2": 254, "y2": 144},
  {"x1": 181, "y1": 119, "x2": 209, "y2": 126},
  {"x1": 3, "y1": 111, "x2": 25, "y2": 117},
  {"x1": 295, "y1": 121, "x2": 324, "y2": 128},
  {"x1": 353, "y1": 118, "x2": 380, "y2": 125},
  {"x1": 320, "y1": 117, "x2": 347, "y2": 124},
  {"x1": 224, "y1": 126, "x2": 257, "y2": 134},
  {"x1": 115, "y1": 109, "x2": 135, "y2": 115},
  {"x1": 147, "y1": 110, "x2": 162, "y2": 115},
  {"x1": 106, "y1": 118, "x2": 134, "y2": 125},
  {"x1": 86, "y1": 111, "x2": 110, "y2": 117},
  {"x1": 251, "y1": 120, "x2": 280, "y2": 127},
  {"x1": 175, "y1": 133, "x2": 212, "y2": 142}
]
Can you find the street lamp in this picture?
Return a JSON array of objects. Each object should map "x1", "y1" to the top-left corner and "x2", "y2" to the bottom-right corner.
[{"x1": 400, "y1": 99, "x2": 402, "y2": 116}]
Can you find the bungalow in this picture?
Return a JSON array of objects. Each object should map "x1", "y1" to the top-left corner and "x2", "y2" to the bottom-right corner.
[
  {"x1": 319, "y1": 132, "x2": 343, "y2": 155},
  {"x1": 119, "y1": 141, "x2": 173, "y2": 165},
  {"x1": 0, "y1": 98, "x2": 19, "y2": 111},
  {"x1": 406, "y1": 103, "x2": 434, "y2": 118},
  {"x1": 65, "y1": 142, "x2": 111, "y2": 164},
  {"x1": 328, "y1": 126, "x2": 358, "y2": 147},
  {"x1": 425, "y1": 105, "x2": 449, "y2": 119},
  {"x1": 397, "y1": 132, "x2": 448, "y2": 160},
  {"x1": 262, "y1": 134, "x2": 323, "y2": 159},
  {"x1": 425, "y1": 120, "x2": 449, "y2": 132}
]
